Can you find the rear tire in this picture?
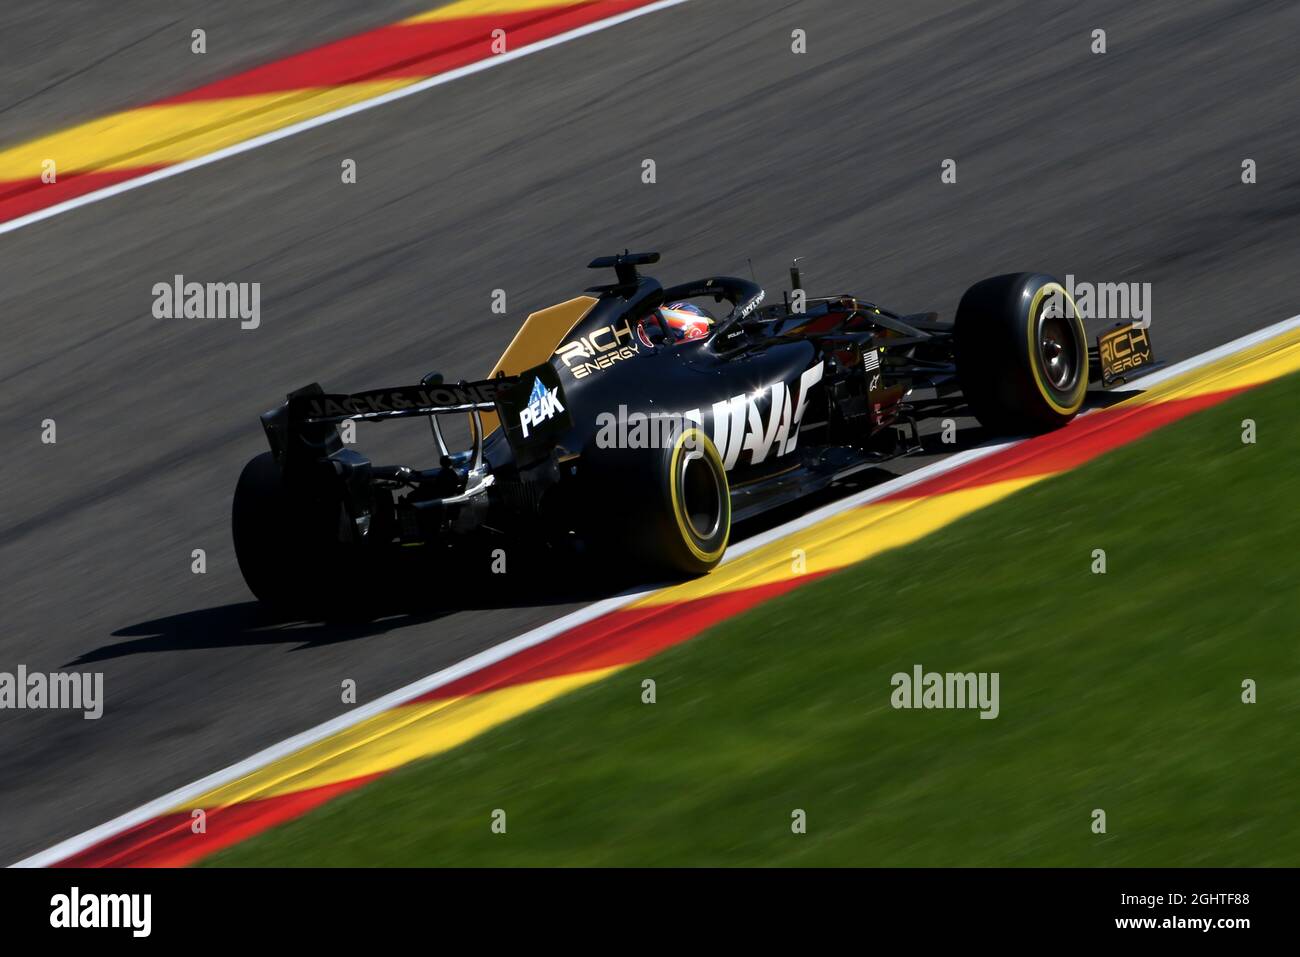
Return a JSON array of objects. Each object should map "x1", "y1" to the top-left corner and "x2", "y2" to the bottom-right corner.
[
  {"x1": 232, "y1": 452, "x2": 353, "y2": 612},
  {"x1": 588, "y1": 427, "x2": 731, "y2": 577},
  {"x1": 953, "y1": 273, "x2": 1088, "y2": 433}
]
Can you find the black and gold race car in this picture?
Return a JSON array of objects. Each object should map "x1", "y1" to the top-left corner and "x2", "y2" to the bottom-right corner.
[{"x1": 233, "y1": 251, "x2": 1155, "y2": 607}]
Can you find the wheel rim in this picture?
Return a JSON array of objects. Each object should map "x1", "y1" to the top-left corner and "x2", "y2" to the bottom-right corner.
[
  {"x1": 1036, "y1": 308, "x2": 1082, "y2": 394},
  {"x1": 679, "y1": 448, "x2": 722, "y2": 542}
]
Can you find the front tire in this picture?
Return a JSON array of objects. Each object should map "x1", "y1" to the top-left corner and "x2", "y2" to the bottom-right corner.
[{"x1": 953, "y1": 273, "x2": 1088, "y2": 433}]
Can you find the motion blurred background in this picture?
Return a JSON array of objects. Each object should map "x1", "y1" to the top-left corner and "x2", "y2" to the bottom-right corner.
[{"x1": 2, "y1": 0, "x2": 1298, "y2": 864}]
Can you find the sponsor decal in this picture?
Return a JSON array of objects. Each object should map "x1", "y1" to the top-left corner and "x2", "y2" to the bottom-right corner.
[
  {"x1": 735, "y1": 288, "x2": 765, "y2": 319},
  {"x1": 520, "y1": 376, "x2": 564, "y2": 438},
  {"x1": 1098, "y1": 324, "x2": 1154, "y2": 380},
  {"x1": 863, "y1": 346, "x2": 882, "y2": 391},
  {"x1": 555, "y1": 319, "x2": 640, "y2": 379},
  {"x1": 301, "y1": 381, "x2": 510, "y2": 420},
  {"x1": 588, "y1": 363, "x2": 824, "y2": 467},
  {"x1": 711, "y1": 363, "x2": 823, "y2": 469}
]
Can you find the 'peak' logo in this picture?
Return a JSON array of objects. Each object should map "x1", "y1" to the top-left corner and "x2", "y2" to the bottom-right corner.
[{"x1": 520, "y1": 377, "x2": 563, "y2": 437}]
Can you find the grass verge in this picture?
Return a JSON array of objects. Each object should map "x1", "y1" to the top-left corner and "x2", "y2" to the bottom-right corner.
[{"x1": 212, "y1": 373, "x2": 1300, "y2": 866}]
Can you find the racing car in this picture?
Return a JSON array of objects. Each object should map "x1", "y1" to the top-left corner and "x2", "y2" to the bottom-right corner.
[{"x1": 233, "y1": 251, "x2": 1156, "y2": 608}]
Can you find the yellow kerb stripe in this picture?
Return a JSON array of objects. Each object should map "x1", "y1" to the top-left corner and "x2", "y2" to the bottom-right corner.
[
  {"x1": 635, "y1": 477, "x2": 1044, "y2": 608},
  {"x1": 403, "y1": 0, "x2": 586, "y2": 24},
  {"x1": 0, "y1": 82, "x2": 413, "y2": 181},
  {"x1": 1125, "y1": 326, "x2": 1300, "y2": 406},
  {"x1": 178, "y1": 668, "x2": 617, "y2": 808}
]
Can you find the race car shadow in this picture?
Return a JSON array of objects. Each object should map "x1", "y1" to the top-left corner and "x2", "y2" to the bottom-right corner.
[
  {"x1": 74, "y1": 543, "x2": 644, "y2": 665},
  {"x1": 69, "y1": 601, "x2": 390, "y2": 664}
]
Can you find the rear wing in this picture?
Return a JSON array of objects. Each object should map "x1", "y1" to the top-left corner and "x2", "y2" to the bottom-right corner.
[
  {"x1": 264, "y1": 363, "x2": 571, "y2": 469},
  {"x1": 289, "y1": 376, "x2": 516, "y2": 425}
]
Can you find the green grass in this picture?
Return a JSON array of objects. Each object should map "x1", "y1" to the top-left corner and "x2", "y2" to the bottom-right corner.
[{"x1": 212, "y1": 373, "x2": 1300, "y2": 866}]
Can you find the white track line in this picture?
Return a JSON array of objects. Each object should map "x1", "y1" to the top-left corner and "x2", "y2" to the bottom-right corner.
[
  {"x1": 17, "y1": 310, "x2": 1298, "y2": 868},
  {"x1": 0, "y1": 0, "x2": 695, "y2": 238}
]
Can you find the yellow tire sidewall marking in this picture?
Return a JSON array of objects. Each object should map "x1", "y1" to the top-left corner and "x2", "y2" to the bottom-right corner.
[
  {"x1": 1026, "y1": 281, "x2": 1088, "y2": 416},
  {"x1": 669, "y1": 428, "x2": 730, "y2": 564}
]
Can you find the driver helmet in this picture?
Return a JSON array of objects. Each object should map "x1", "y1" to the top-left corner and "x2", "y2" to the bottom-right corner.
[{"x1": 639, "y1": 300, "x2": 714, "y2": 346}]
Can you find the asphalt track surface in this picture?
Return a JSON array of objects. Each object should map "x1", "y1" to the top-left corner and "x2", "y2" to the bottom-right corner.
[{"x1": 2, "y1": 0, "x2": 1299, "y2": 864}]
